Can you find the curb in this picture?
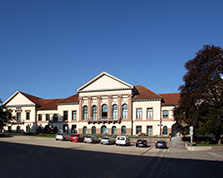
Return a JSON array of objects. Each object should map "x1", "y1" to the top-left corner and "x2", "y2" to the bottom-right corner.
[{"x1": 185, "y1": 142, "x2": 212, "y2": 151}]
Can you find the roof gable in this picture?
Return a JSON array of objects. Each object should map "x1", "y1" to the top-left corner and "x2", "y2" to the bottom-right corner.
[
  {"x1": 77, "y1": 72, "x2": 133, "y2": 92},
  {"x1": 4, "y1": 91, "x2": 37, "y2": 106},
  {"x1": 4, "y1": 91, "x2": 65, "y2": 110}
]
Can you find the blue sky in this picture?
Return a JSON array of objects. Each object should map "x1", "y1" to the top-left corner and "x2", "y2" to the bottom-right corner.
[{"x1": 1, "y1": 0, "x2": 223, "y2": 102}]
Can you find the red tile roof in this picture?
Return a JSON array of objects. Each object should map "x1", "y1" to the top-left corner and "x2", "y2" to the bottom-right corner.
[
  {"x1": 57, "y1": 94, "x2": 79, "y2": 104},
  {"x1": 159, "y1": 93, "x2": 180, "y2": 106},
  {"x1": 20, "y1": 91, "x2": 43, "y2": 106},
  {"x1": 133, "y1": 85, "x2": 162, "y2": 100},
  {"x1": 37, "y1": 98, "x2": 64, "y2": 110},
  {"x1": 20, "y1": 91, "x2": 64, "y2": 110}
]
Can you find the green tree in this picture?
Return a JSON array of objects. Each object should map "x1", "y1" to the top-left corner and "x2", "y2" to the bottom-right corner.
[
  {"x1": 174, "y1": 45, "x2": 223, "y2": 143},
  {"x1": 0, "y1": 99, "x2": 12, "y2": 131}
]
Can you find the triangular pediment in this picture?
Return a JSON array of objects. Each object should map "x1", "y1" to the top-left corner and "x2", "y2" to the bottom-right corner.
[
  {"x1": 76, "y1": 72, "x2": 133, "y2": 92},
  {"x1": 4, "y1": 91, "x2": 36, "y2": 106}
]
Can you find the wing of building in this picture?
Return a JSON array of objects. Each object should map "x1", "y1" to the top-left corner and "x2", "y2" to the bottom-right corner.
[{"x1": 3, "y1": 72, "x2": 180, "y2": 136}]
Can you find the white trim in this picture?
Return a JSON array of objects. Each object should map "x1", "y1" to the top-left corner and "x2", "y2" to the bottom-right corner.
[{"x1": 76, "y1": 71, "x2": 133, "y2": 92}]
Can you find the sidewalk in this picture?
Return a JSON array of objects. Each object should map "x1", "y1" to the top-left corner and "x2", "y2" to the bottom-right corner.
[{"x1": 170, "y1": 137, "x2": 185, "y2": 148}]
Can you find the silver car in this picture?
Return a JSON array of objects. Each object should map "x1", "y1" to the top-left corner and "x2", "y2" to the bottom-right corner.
[
  {"x1": 100, "y1": 136, "x2": 115, "y2": 145},
  {"x1": 84, "y1": 136, "x2": 100, "y2": 143},
  {"x1": 55, "y1": 133, "x2": 70, "y2": 141}
]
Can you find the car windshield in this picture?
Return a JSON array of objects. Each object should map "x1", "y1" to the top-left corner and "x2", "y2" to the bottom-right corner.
[
  {"x1": 117, "y1": 137, "x2": 125, "y2": 140},
  {"x1": 85, "y1": 136, "x2": 92, "y2": 138},
  {"x1": 157, "y1": 141, "x2": 165, "y2": 144},
  {"x1": 102, "y1": 137, "x2": 109, "y2": 139},
  {"x1": 71, "y1": 134, "x2": 79, "y2": 137}
]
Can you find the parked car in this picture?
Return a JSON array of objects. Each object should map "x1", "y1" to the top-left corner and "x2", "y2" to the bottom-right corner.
[
  {"x1": 84, "y1": 136, "x2": 100, "y2": 143},
  {"x1": 70, "y1": 133, "x2": 84, "y2": 142},
  {"x1": 55, "y1": 133, "x2": 70, "y2": 141},
  {"x1": 100, "y1": 136, "x2": 115, "y2": 145},
  {"x1": 115, "y1": 136, "x2": 131, "y2": 146},
  {"x1": 155, "y1": 141, "x2": 167, "y2": 148},
  {"x1": 136, "y1": 139, "x2": 148, "y2": 147}
]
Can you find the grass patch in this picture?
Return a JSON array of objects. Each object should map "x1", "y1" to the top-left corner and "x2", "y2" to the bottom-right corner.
[
  {"x1": 25, "y1": 134, "x2": 55, "y2": 138},
  {"x1": 193, "y1": 143, "x2": 223, "y2": 146}
]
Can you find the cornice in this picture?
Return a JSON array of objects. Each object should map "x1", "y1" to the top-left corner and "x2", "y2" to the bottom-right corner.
[
  {"x1": 78, "y1": 88, "x2": 132, "y2": 93},
  {"x1": 132, "y1": 98, "x2": 162, "y2": 102},
  {"x1": 57, "y1": 102, "x2": 79, "y2": 105}
]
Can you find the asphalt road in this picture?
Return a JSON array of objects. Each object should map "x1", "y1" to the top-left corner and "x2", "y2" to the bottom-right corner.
[{"x1": 0, "y1": 136, "x2": 222, "y2": 178}]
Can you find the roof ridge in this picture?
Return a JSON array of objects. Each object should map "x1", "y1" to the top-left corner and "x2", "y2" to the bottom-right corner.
[{"x1": 19, "y1": 91, "x2": 43, "y2": 100}]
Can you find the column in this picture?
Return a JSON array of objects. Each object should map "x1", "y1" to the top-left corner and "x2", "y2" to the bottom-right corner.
[
  {"x1": 88, "y1": 97, "x2": 92, "y2": 120},
  {"x1": 118, "y1": 95, "x2": 122, "y2": 119},
  {"x1": 79, "y1": 97, "x2": 83, "y2": 121},
  {"x1": 97, "y1": 96, "x2": 101, "y2": 120},
  {"x1": 127, "y1": 95, "x2": 132, "y2": 121},
  {"x1": 107, "y1": 96, "x2": 112, "y2": 120}
]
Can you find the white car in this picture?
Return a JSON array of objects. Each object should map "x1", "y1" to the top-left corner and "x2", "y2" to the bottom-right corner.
[{"x1": 115, "y1": 136, "x2": 131, "y2": 146}]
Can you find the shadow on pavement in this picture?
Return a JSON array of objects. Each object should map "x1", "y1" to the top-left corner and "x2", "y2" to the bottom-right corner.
[
  {"x1": 0, "y1": 141, "x2": 222, "y2": 178},
  {"x1": 0, "y1": 133, "x2": 13, "y2": 138}
]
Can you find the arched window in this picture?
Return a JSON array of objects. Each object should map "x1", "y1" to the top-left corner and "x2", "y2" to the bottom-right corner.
[
  {"x1": 112, "y1": 126, "x2": 116, "y2": 135},
  {"x1": 102, "y1": 104, "x2": 107, "y2": 119},
  {"x1": 92, "y1": 105, "x2": 97, "y2": 120},
  {"x1": 122, "y1": 104, "x2": 128, "y2": 119},
  {"x1": 92, "y1": 126, "x2": 96, "y2": 134},
  {"x1": 163, "y1": 126, "x2": 168, "y2": 135},
  {"x1": 121, "y1": 126, "x2": 126, "y2": 135},
  {"x1": 83, "y1": 126, "x2": 87, "y2": 134},
  {"x1": 101, "y1": 125, "x2": 107, "y2": 134},
  {"x1": 83, "y1": 106, "x2": 88, "y2": 120},
  {"x1": 112, "y1": 104, "x2": 118, "y2": 120}
]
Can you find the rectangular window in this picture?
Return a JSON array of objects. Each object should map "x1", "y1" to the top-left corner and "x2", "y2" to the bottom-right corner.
[
  {"x1": 163, "y1": 110, "x2": 169, "y2": 118},
  {"x1": 26, "y1": 112, "x2": 30, "y2": 120},
  {"x1": 136, "y1": 126, "x2": 142, "y2": 134},
  {"x1": 46, "y1": 114, "x2": 50, "y2": 121},
  {"x1": 147, "y1": 108, "x2": 153, "y2": 119},
  {"x1": 147, "y1": 126, "x2": 153, "y2": 135},
  {"x1": 72, "y1": 111, "x2": 77, "y2": 120},
  {"x1": 16, "y1": 112, "x2": 21, "y2": 122},
  {"x1": 63, "y1": 111, "x2": 68, "y2": 121},
  {"x1": 38, "y1": 114, "x2": 42, "y2": 121},
  {"x1": 136, "y1": 108, "x2": 142, "y2": 119}
]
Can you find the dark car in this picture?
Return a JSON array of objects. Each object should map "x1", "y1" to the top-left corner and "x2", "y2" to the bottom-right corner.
[
  {"x1": 155, "y1": 141, "x2": 167, "y2": 148},
  {"x1": 136, "y1": 139, "x2": 148, "y2": 147},
  {"x1": 70, "y1": 134, "x2": 84, "y2": 142}
]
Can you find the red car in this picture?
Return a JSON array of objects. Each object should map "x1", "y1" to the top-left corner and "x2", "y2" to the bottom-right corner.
[{"x1": 70, "y1": 134, "x2": 84, "y2": 142}]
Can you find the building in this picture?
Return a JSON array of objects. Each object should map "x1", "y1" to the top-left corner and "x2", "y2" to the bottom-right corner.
[{"x1": 3, "y1": 72, "x2": 180, "y2": 136}]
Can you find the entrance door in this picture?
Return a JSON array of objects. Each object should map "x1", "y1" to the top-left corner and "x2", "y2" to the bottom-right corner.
[
  {"x1": 63, "y1": 124, "x2": 69, "y2": 133},
  {"x1": 71, "y1": 125, "x2": 77, "y2": 133}
]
